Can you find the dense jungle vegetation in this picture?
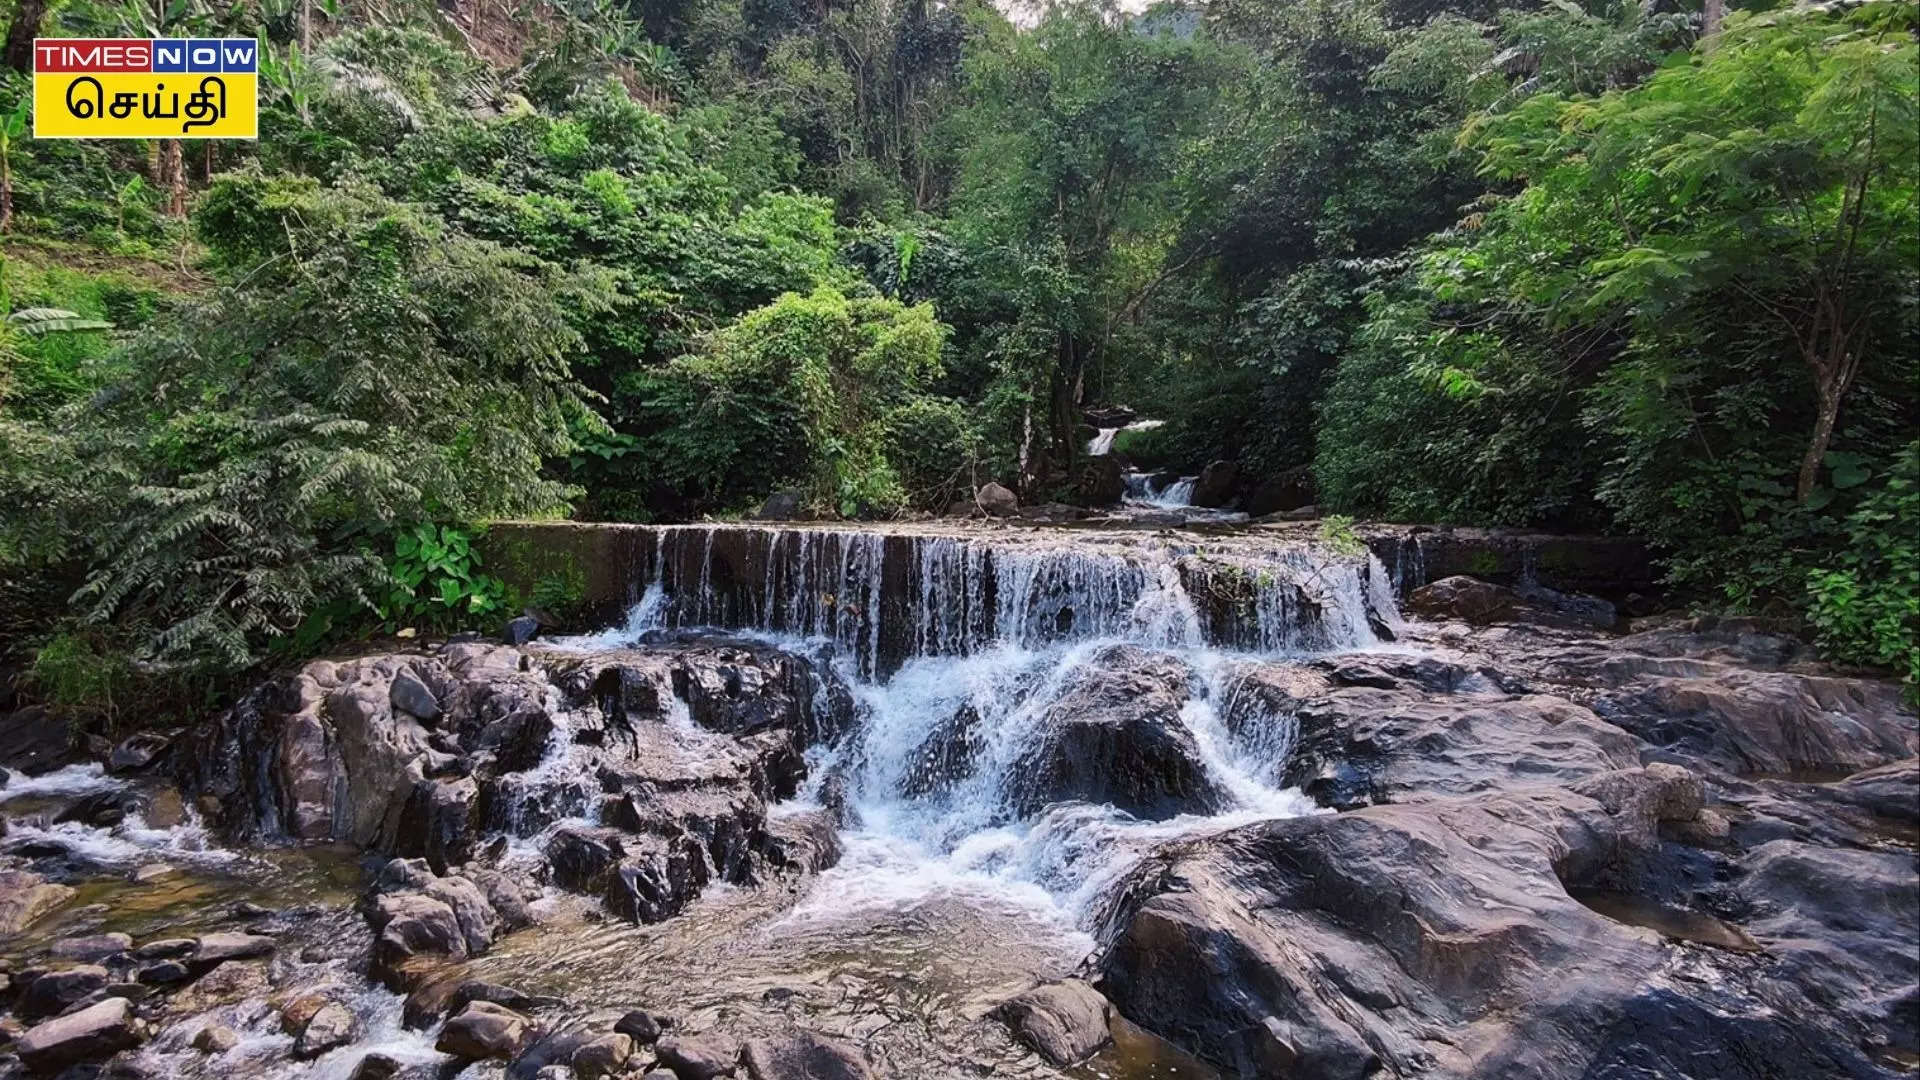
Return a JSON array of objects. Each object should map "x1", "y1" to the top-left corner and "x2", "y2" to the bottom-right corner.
[{"x1": 0, "y1": 0, "x2": 1914, "y2": 712}]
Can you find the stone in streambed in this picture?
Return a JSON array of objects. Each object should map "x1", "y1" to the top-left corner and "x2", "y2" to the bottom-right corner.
[
  {"x1": 189, "y1": 931, "x2": 275, "y2": 969},
  {"x1": 436, "y1": 1000, "x2": 532, "y2": 1060},
  {"x1": 0, "y1": 870, "x2": 74, "y2": 935},
  {"x1": 191, "y1": 1024, "x2": 239, "y2": 1053},
  {"x1": 49, "y1": 933, "x2": 132, "y2": 961},
  {"x1": 15, "y1": 997, "x2": 143, "y2": 1072},
  {"x1": 505, "y1": 615, "x2": 541, "y2": 646},
  {"x1": 571, "y1": 1032, "x2": 635, "y2": 1078},
  {"x1": 656, "y1": 1033, "x2": 742, "y2": 1080},
  {"x1": 347, "y1": 1053, "x2": 402, "y2": 1080},
  {"x1": 389, "y1": 667, "x2": 443, "y2": 722},
  {"x1": 740, "y1": 1030, "x2": 872, "y2": 1080},
  {"x1": 295, "y1": 1001, "x2": 360, "y2": 1059},
  {"x1": 992, "y1": 980, "x2": 1112, "y2": 1068},
  {"x1": 615, "y1": 1010, "x2": 671, "y2": 1044},
  {"x1": 135, "y1": 961, "x2": 191, "y2": 986},
  {"x1": 18, "y1": 966, "x2": 109, "y2": 1020}
]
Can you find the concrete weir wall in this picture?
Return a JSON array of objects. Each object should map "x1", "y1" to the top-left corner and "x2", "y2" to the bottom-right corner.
[{"x1": 480, "y1": 520, "x2": 1657, "y2": 646}]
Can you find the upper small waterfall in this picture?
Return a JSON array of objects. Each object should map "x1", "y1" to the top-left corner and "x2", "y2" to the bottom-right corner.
[{"x1": 596, "y1": 523, "x2": 1399, "y2": 677}]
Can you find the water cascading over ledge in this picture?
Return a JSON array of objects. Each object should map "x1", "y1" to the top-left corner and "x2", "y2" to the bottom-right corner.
[{"x1": 518, "y1": 523, "x2": 1400, "y2": 675}]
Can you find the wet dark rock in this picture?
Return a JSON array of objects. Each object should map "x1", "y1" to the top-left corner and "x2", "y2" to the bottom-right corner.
[
  {"x1": 1074, "y1": 455, "x2": 1126, "y2": 507},
  {"x1": 132, "y1": 962, "x2": 190, "y2": 987},
  {"x1": 740, "y1": 1030, "x2": 872, "y2": 1080},
  {"x1": 15, "y1": 998, "x2": 142, "y2": 1072},
  {"x1": 0, "y1": 870, "x2": 74, "y2": 934},
  {"x1": 1406, "y1": 575, "x2": 1519, "y2": 624},
  {"x1": 655, "y1": 1034, "x2": 741, "y2": 1080},
  {"x1": 756, "y1": 491, "x2": 803, "y2": 521},
  {"x1": 437, "y1": 1000, "x2": 533, "y2": 1060},
  {"x1": 294, "y1": 1001, "x2": 360, "y2": 1059},
  {"x1": 366, "y1": 862, "x2": 509, "y2": 991},
  {"x1": 1247, "y1": 466, "x2": 1315, "y2": 516},
  {"x1": 190, "y1": 1024, "x2": 239, "y2": 1053},
  {"x1": 1098, "y1": 765, "x2": 1902, "y2": 1080},
  {"x1": 1592, "y1": 670, "x2": 1914, "y2": 777},
  {"x1": 1283, "y1": 687, "x2": 1642, "y2": 809},
  {"x1": 0, "y1": 706, "x2": 76, "y2": 776},
  {"x1": 1190, "y1": 460, "x2": 1238, "y2": 508},
  {"x1": 390, "y1": 668, "x2": 444, "y2": 722},
  {"x1": 19, "y1": 966, "x2": 109, "y2": 1020},
  {"x1": 505, "y1": 616, "x2": 542, "y2": 646},
  {"x1": 53, "y1": 791, "x2": 130, "y2": 828},
  {"x1": 1010, "y1": 646, "x2": 1225, "y2": 819},
  {"x1": 105, "y1": 733, "x2": 170, "y2": 774},
  {"x1": 975, "y1": 482, "x2": 1018, "y2": 517},
  {"x1": 992, "y1": 980, "x2": 1112, "y2": 1068},
  {"x1": 347, "y1": 1053, "x2": 402, "y2": 1080},
  {"x1": 615, "y1": 1011, "x2": 669, "y2": 1045}
]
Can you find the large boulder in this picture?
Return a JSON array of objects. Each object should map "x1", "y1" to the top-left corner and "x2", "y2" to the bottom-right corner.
[
  {"x1": 1074, "y1": 454, "x2": 1126, "y2": 507},
  {"x1": 15, "y1": 997, "x2": 143, "y2": 1071},
  {"x1": 1593, "y1": 669, "x2": 1915, "y2": 777},
  {"x1": 1190, "y1": 460, "x2": 1238, "y2": 508},
  {"x1": 975, "y1": 482, "x2": 1019, "y2": 517},
  {"x1": 1406, "y1": 575, "x2": 1520, "y2": 624},
  {"x1": 993, "y1": 980, "x2": 1112, "y2": 1067},
  {"x1": 1009, "y1": 646, "x2": 1227, "y2": 819},
  {"x1": 365, "y1": 860, "x2": 518, "y2": 991},
  {"x1": 1247, "y1": 466, "x2": 1315, "y2": 516},
  {"x1": 1098, "y1": 767, "x2": 1900, "y2": 1080},
  {"x1": 656, "y1": 1033, "x2": 742, "y2": 1080}
]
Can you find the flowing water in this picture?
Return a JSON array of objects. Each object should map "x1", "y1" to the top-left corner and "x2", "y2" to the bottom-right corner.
[{"x1": 5, "y1": 523, "x2": 1402, "y2": 1079}]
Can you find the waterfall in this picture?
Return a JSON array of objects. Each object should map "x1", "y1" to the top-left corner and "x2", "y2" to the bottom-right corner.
[{"x1": 558, "y1": 523, "x2": 1398, "y2": 925}]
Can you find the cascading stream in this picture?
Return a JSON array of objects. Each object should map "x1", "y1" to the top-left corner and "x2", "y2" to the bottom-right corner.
[{"x1": 560, "y1": 523, "x2": 1400, "y2": 933}]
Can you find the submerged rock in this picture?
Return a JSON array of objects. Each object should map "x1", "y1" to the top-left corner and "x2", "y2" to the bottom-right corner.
[
  {"x1": 740, "y1": 1030, "x2": 872, "y2": 1080},
  {"x1": 0, "y1": 870, "x2": 73, "y2": 935},
  {"x1": 993, "y1": 980, "x2": 1113, "y2": 1067}
]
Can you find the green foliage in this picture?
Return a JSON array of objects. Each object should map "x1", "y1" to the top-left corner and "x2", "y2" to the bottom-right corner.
[
  {"x1": 634, "y1": 286, "x2": 951, "y2": 516},
  {"x1": 385, "y1": 523, "x2": 509, "y2": 630},
  {"x1": 29, "y1": 632, "x2": 130, "y2": 712},
  {"x1": 1804, "y1": 445, "x2": 1920, "y2": 698},
  {"x1": 1317, "y1": 514, "x2": 1367, "y2": 558}
]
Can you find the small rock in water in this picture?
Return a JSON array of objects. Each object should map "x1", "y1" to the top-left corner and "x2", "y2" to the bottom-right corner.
[
  {"x1": 132, "y1": 938, "x2": 195, "y2": 960},
  {"x1": 740, "y1": 1031, "x2": 872, "y2": 1080},
  {"x1": 295, "y1": 1001, "x2": 360, "y2": 1059},
  {"x1": 106, "y1": 733, "x2": 170, "y2": 774},
  {"x1": 436, "y1": 1000, "x2": 532, "y2": 1060},
  {"x1": 18, "y1": 965, "x2": 110, "y2": 1019},
  {"x1": 134, "y1": 961, "x2": 191, "y2": 986},
  {"x1": 193, "y1": 931, "x2": 275, "y2": 967},
  {"x1": 231, "y1": 901, "x2": 273, "y2": 919},
  {"x1": 191, "y1": 1024, "x2": 240, "y2": 1053},
  {"x1": 655, "y1": 1034, "x2": 741, "y2": 1080},
  {"x1": 15, "y1": 997, "x2": 143, "y2": 1071},
  {"x1": 347, "y1": 1053, "x2": 402, "y2": 1080},
  {"x1": 50, "y1": 933, "x2": 132, "y2": 961},
  {"x1": 614, "y1": 1010, "x2": 669, "y2": 1044},
  {"x1": 129, "y1": 863, "x2": 177, "y2": 885},
  {"x1": 570, "y1": 1032, "x2": 634, "y2": 1078},
  {"x1": 504, "y1": 615, "x2": 541, "y2": 646}
]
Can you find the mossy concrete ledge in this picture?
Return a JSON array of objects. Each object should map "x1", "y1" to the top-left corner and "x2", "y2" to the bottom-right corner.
[{"x1": 482, "y1": 520, "x2": 1659, "y2": 636}]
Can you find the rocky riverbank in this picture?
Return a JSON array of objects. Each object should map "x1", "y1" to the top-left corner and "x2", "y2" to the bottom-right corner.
[{"x1": 0, "y1": 553, "x2": 1911, "y2": 1079}]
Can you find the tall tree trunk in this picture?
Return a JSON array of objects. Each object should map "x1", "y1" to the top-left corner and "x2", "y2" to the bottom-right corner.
[
  {"x1": 300, "y1": 0, "x2": 312, "y2": 52},
  {"x1": 1, "y1": 149, "x2": 13, "y2": 234},
  {"x1": 162, "y1": 140, "x2": 187, "y2": 218},
  {"x1": 3, "y1": 0, "x2": 47, "y2": 74},
  {"x1": 1702, "y1": 0, "x2": 1725, "y2": 39},
  {"x1": 1796, "y1": 384, "x2": 1842, "y2": 503}
]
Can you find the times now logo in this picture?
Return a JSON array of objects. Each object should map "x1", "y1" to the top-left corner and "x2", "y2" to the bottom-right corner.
[{"x1": 33, "y1": 38, "x2": 258, "y2": 73}]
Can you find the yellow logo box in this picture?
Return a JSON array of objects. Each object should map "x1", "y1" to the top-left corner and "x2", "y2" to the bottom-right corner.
[{"x1": 33, "y1": 37, "x2": 259, "y2": 140}]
